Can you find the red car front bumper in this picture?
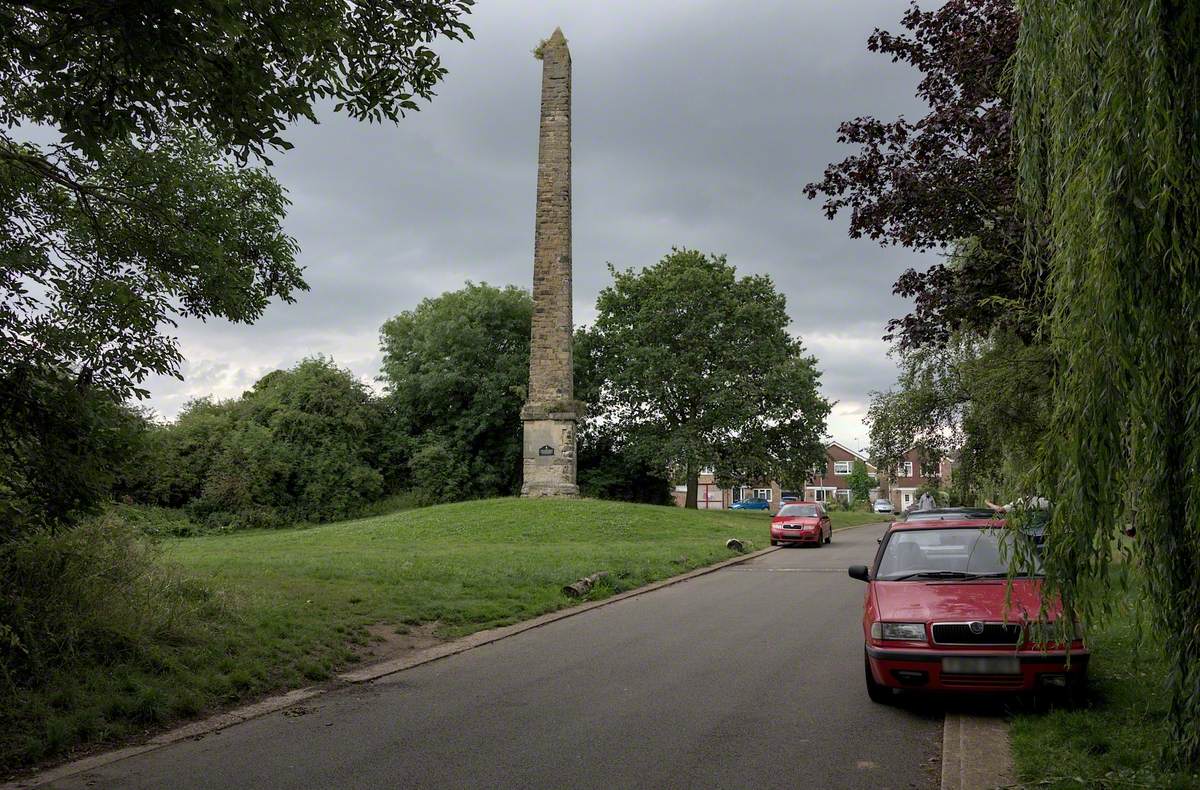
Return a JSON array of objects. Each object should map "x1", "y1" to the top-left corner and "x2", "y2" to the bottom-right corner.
[
  {"x1": 866, "y1": 645, "x2": 1088, "y2": 693},
  {"x1": 772, "y1": 528, "x2": 821, "y2": 545}
]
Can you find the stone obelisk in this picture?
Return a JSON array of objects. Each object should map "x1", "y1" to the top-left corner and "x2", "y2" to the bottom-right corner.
[{"x1": 521, "y1": 28, "x2": 580, "y2": 498}]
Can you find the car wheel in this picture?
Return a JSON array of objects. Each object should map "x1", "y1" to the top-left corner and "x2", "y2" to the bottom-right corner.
[
  {"x1": 770, "y1": 539, "x2": 778, "y2": 546},
  {"x1": 825, "y1": 529, "x2": 832, "y2": 544},
  {"x1": 864, "y1": 651, "x2": 892, "y2": 704}
]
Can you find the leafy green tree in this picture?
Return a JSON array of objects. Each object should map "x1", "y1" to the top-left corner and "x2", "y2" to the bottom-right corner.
[
  {"x1": 127, "y1": 358, "x2": 385, "y2": 528},
  {"x1": 2, "y1": 0, "x2": 473, "y2": 399},
  {"x1": 846, "y1": 460, "x2": 874, "y2": 505},
  {"x1": 379, "y1": 284, "x2": 532, "y2": 502},
  {"x1": 1, "y1": 1, "x2": 474, "y2": 536},
  {"x1": 1013, "y1": 1, "x2": 1200, "y2": 765},
  {"x1": 0, "y1": 367, "x2": 148, "y2": 540},
  {"x1": 587, "y1": 249, "x2": 830, "y2": 508}
]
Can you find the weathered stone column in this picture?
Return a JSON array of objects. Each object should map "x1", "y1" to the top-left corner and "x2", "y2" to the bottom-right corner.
[{"x1": 521, "y1": 28, "x2": 581, "y2": 498}]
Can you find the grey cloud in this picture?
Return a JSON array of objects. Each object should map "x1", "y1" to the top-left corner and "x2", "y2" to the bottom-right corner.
[{"x1": 144, "y1": 0, "x2": 931, "y2": 447}]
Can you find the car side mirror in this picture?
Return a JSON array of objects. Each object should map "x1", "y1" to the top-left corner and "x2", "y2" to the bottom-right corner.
[{"x1": 848, "y1": 565, "x2": 870, "y2": 582}]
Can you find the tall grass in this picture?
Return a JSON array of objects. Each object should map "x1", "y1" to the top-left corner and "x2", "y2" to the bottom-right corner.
[{"x1": 0, "y1": 516, "x2": 225, "y2": 767}]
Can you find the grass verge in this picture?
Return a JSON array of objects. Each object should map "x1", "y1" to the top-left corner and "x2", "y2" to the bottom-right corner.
[
  {"x1": 1010, "y1": 580, "x2": 1200, "y2": 789},
  {"x1": 2, "y1": 498, "x2": 771, "y2": 772}
]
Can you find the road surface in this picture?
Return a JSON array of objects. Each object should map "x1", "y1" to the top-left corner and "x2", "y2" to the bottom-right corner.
[{"x1": 51, "y1": 522, "x2": 941, "y2": 789}]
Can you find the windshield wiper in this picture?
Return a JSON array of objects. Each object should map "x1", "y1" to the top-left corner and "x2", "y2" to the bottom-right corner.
[{"x1": 888, "y1": 570, "x2": 983, "y2": 581}]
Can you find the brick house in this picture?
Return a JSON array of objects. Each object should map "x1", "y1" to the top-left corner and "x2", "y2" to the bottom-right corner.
[
  {"x1": 884, "y1": 447, "x2": 955, "y2": 512},
  {"x1": 805, "y1": 441, "x2": 880, "y2": 505},
  {"x1": 671, "y1": 472, "x2": 784, "y2": 510}
]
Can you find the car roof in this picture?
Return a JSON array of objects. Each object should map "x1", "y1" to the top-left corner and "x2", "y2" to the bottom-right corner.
[
  {"x1": 902, "y1": 507, "x2": 995, "y2": 520},
  {"x1": 886, "y1": 518, "x2": 1003, "y2": 532}
]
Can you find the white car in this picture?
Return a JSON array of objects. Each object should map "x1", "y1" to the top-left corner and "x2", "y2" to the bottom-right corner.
[{"x1": 873, "y1": 499, "x2": 894, "y2": 514}]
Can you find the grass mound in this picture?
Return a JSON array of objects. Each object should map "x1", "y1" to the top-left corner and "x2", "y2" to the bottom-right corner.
[{"x1": 2, "y1": 497, "x2": 770, "y2": 771}]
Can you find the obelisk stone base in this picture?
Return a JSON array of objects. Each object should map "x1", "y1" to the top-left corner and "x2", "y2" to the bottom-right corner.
[{"x1": 520, "y1": 401, "x2": 582, "y2": 497}]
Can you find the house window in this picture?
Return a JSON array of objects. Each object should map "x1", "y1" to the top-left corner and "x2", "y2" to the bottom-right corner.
[
  {"x1": 833, "y1": 460, "x2": 852, "y2": 475},
  {"x1": 814, "y1": 488, "x2": 826, "y2": 502},
  {"x1": 896, "y1": 461, "x2": 913, "y2": 478},
  {"x1": 754, "y1": 488, "x2": 772, "y2": 502},
  {"x1": 733, "y1": 486, "x2": 750, "y2": 503}
]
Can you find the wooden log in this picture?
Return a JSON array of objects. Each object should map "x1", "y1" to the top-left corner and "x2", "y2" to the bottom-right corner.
[{"x1": 562, "y1": 571, "x2": 609, "y2": 598}]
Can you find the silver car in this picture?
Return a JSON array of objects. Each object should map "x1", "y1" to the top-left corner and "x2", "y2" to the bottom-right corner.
[{"x1": 873, "y1": 498, "x2": 894, "y2": 514}]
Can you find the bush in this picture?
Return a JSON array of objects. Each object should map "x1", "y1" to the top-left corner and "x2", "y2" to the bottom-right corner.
[
  {"x1": 0, "y1": 366, "x2": 149, "y2": 541},
  {"x1": 123, "y1": 357, "x2": 387, "y2": 530},
  {"x1": 0, "y1": 516, "x2": 218, "y2": 689},
  {"x1": 409, "y1": 439, "x2": 470, "y2": 506}
]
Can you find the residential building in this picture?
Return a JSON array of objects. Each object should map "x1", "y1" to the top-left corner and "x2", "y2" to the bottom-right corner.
[
  {"x1": 884, "y1": 447, "x2": 955, "y2": 512},
  {"x1": 805, "y1": 441, "x2": 879, "y2": 504},
  {"x1": 671, "y1": 473, "x2": 782, "y2": 510}
]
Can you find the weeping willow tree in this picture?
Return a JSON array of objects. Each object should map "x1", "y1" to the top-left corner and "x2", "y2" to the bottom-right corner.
[{"x1": 1013, "y1": 1, "x2": 1200, "y2": 765}]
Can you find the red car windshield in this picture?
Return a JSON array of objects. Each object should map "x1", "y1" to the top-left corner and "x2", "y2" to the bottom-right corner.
[
  {"x1": 778, "y1": 504, "x2": 819, "y2": 517},
  {"x1": 875, "y1": 527, "x2": 1041, "y2": 581}
]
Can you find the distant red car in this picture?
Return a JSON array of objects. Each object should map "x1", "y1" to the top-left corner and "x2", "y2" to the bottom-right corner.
[
  {"x1": 848, "y1": 519, "x2": 1087, "y2": 701},
  {"x1": 771, "y1": 502, "x2": 831, "y2": 547}
]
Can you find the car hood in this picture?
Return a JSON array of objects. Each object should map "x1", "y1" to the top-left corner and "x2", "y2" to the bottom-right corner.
[
  {"x1": 773, "y1": 518, "x2": 818, "y2": 527},
  {"x1": 873, "y1": 579, "x2": 1060, "y2": 623}
]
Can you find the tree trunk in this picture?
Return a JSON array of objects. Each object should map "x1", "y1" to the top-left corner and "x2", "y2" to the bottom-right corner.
[{"x1": 685, "y1": 464, "x2": 698, "y2": 509}]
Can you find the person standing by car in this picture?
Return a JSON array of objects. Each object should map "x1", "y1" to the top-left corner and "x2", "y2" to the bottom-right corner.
[{"x1": 917, "y1": 491, "x2": 936, "y2": 511}]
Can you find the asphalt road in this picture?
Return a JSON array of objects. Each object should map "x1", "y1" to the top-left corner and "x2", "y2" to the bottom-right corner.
[{"x1": 51, "y1": 522, "x2": 942, "y2": 789}]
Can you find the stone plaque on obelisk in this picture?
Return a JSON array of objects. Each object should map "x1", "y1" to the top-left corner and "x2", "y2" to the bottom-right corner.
[{"x1": 521, "y1": 28, "x2": 580, "y2": 498}]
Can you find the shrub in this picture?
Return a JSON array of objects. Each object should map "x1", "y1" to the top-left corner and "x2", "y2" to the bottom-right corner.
[
  {"x1": 0, "y1": 516, "x2": 218, "y2": 689},
  {"x1": 409, "y1": 439, "x2": 470, "y2": 506},
  {"x1": 123, "y1": 357, "x2": 387, "y2": 530}
]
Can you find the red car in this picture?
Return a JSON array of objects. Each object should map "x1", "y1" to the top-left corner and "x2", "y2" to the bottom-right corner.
[
  {"x1": 848, "y1": 519, "x2": 1087, "y2": 701},
  {"x1": 770, "y1": 502, "x2": 831, "y2": 547}
]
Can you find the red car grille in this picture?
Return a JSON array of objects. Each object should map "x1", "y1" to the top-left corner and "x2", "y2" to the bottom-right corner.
[
  {"x1": 940, "y1": 674, "x2": 1025, "y2": 688},
  {"x1": 932, "y1": 622, "x2": 1022, "y2": 645}
]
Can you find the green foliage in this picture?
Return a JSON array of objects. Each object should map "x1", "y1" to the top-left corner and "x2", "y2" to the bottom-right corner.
[
  {"x1": 1, "y1": 1, "x2": 474, "y2": 163},
  {"x1": 1014, "y1": 1, "x2": 1200, "y2": 765},
  {"x1": 379, "y1": 283, "x2": 532, "y2": 502},
  {"x1": 846, "y1": 460, "x2": 874, "y2": 504},
  {"x1": 0, "y1": 515, "x2": 224, "y2": 767},
  {"x1": 408, "y1": 439, "x2": 471, "y2": 507},
  {"x1": 0, "y1": 366, "x2": 149, "y2": 539},
  {"x1": 1, "y1": 130, "x2": 304, "y2": 401},
  {"x1": 867, "y1": 329, "x2": 1052, "y2": 501},
  {"x1": 586, "y1": 249, "x2": 830, "y2": 507},
  {"x1": 0, "y1": 0, "x2": 474, "y2": 542},
  {"x1": 577, "y1": 433, "x2": 672, "y2": 505},
  {"x1": 126, "y1": 357, "x2": 385, "y2": 529}
]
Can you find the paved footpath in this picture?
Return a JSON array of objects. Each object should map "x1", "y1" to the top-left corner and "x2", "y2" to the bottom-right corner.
[{"x1": 49, "y1": 523, "x2": 942, "y2": 789}]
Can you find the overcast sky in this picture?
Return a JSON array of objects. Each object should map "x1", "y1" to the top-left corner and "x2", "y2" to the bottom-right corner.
[{"x1": 143, "y1": 0, "x2": 938, "y2": 452}]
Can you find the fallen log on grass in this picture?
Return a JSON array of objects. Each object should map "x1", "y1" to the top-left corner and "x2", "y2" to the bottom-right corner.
[{"x1": 562, "y1": 571, "x2": 610, "y2": 598}]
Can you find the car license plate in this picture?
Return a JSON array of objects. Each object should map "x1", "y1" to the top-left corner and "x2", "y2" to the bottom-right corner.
[{"x1": 941, "y1": 656, "x2": 1020, "y2": 675}]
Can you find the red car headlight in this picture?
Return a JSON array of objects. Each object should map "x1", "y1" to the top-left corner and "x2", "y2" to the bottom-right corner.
[{"x1": 871, "y1": 622, "x2": 927, "y2": 642}]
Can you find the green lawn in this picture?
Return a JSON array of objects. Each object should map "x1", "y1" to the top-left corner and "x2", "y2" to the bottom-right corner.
[
  {"x1": 1010, "y1": 579, "x2": 1200, "y2": 789},
  {"x1": 166, "y1": 497, "x2": 775, "y2": 645}
]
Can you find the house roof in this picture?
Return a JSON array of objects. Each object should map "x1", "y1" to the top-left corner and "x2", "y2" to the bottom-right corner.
[{"x1": 826, "y1": 441, "x2": 877, "y2": 471}]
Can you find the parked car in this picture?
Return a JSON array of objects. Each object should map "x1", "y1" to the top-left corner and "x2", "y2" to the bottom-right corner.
[
  {"x1": 731, "y1": 498, "x2": 770, "y2": 511},
  {"x1": 873, "y1": 499, "x2": 894, "y2": 514},
  {"x1": 771, "y1": 503, "x2": 831, "y2": 547},
  {"x1": 848, "y1": 518, "x2": 1087, "y2": 702},
  {"x1": 779, "y1": 491, "x2": 801, "y2": 505},
  {"x1": 901, "y1": 507, "x2": 997, "y2": 522}
]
